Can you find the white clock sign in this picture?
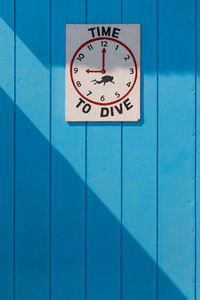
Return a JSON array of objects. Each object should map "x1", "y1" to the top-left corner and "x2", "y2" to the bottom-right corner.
[{"x1": 66, "y1": 24, "x2": 140, "y2": 122}]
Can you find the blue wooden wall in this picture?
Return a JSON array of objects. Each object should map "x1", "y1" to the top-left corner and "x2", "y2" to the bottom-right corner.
[{"x1": 0, "y1": 0, "x2": 199, "y2": 299}]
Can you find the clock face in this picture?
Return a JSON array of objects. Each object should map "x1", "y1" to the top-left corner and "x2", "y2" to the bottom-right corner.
[
  {"x1": 66, "y1": 24, "x2": 140, "y2": 122},
  {"x1": 70, "y1": 37, "x2": 138, "y2": 106}
]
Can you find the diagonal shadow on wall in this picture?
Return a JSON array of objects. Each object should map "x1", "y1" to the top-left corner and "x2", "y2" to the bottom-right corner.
[
  {"x1": 0, "y1": 0, "x2": 195, "y2": 74},
  {"x1": 0, "y1": 86, "x2": 188, "y2": 299},
  {"x1": 0, "y1": 0, "x2": 197, "y2": 298}
]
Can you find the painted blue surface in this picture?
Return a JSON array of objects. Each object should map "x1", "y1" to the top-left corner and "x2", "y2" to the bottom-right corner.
[
  {"x1": 15, "y1": 1, "x2": 50, "y2": 299},
  {"x1": 123, "y1": 0, "x2": 157, "y2": 298},
  {"x1": 196, "y1": 0, "x2": 200, "y2": 299},
  {"x1": 158, "y1": 1, "x2": 196, "y2": 299},
  {"x1": 0, "y1": 2, "x2": 14, "y2": 299},
  {"x1": 51, "y1": 0, "x2": 86, "y2": 299},
  {"x1": 87, "y1": 2, "x2": 121, "y2": 300},
  {"x1": 0, "y1": 0, "x2": 199, "y2": 300}
]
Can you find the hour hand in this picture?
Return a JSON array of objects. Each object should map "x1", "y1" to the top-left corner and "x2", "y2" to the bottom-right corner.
[{"x1": 86, "y1": 69, "x2": 105, "y2": 74}]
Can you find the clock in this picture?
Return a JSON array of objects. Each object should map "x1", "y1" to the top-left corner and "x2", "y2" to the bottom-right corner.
[
  {"x1": 70, "y1": 37, "x2": 138, "y2": 106},
  {"x1": 66, "y1": 24, "x2": 140, "y2": 122}
]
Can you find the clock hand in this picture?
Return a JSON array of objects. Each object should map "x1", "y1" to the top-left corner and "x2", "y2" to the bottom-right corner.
[
  {"x1": 86, "y1": 69, "x2": 105, "y2": 74},
  {"x1": 102, "y1": 48, "x2": 106, "y2": 72},
  {"x1": 86, "y1": 69, "x2": 102, "y2": 73},
  {"x1": 86, "y1": 48, "x2": 107, "y2": 74}
]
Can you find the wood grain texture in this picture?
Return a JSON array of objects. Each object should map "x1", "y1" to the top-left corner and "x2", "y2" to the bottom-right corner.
[
  {"x1": 122, "y1": 0, "x2": 157, "y2": 298},
  {"x1": 0, "y1": 1, "x2": 14, "y2": 299},
  {"x1": 15, "y1": 0, "x2": 50, "y2": 299},
  {"x1": 158, "y1": 0, "x2": 196, "y2": 299},
  {"x1": 51, "y1": 0, "x2": 86, "y2": 299}
]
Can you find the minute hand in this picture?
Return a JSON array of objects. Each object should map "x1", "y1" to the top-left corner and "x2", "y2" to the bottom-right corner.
[{"x1": 102, "y1": 48, "x2": 106, "y2": 71}]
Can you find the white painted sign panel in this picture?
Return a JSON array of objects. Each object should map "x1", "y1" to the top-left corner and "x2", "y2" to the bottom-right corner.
[{"x1": 66, "y1": 24, "x2": 140, "y2": 122}]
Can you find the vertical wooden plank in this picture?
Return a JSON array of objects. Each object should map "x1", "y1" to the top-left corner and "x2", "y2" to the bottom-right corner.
[
  {"x1": 122, "y1": 0, "x2": 157, "y2": 299},
  {"x1": 197, "y1": 0, "x2": 200, "y2": 298},
  {"x1": 86, "y1": 3, "x2": 121, "y2": 300},
  {"x1": 158, "y1": 0, "x2": 195, "y2": 299},
  {"x1": 15, "y1": 0, "x2": 50, "y2": 299},
  {"x1": 0, "y1": 2, "x2": 14, "y2": 300},
  {"x1": 51, "y1": 0, "x2": 86, "y2": 299}
]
